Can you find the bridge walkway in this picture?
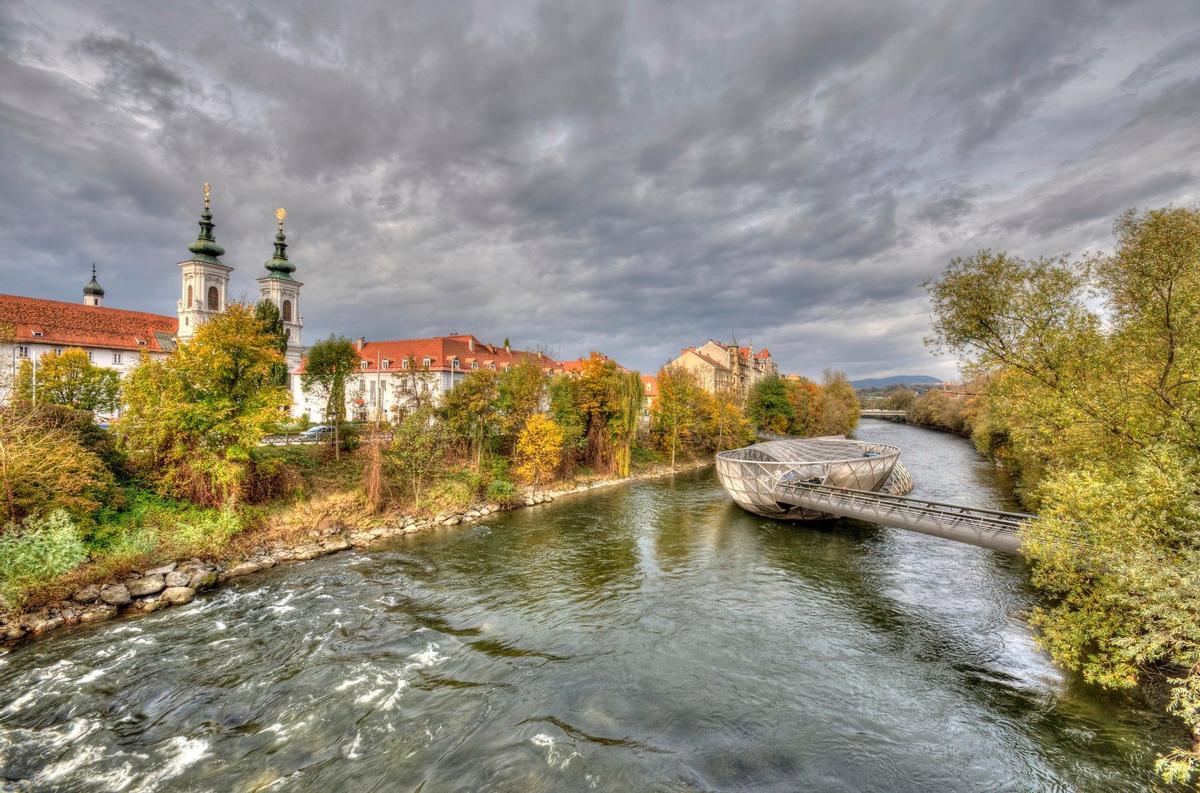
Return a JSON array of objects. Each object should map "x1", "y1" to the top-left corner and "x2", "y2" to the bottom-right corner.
[{"x1": 772, "y1": 480, "x2": 1034, "y2": 554}]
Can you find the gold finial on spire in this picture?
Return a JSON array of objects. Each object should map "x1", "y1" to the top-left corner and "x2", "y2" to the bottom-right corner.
[
  {"x1": 275, "y1": 207, "x2": 286, "y2": 229},
  {"x1": 203, "y1": 181, "x2": 211, "y2": 209}
]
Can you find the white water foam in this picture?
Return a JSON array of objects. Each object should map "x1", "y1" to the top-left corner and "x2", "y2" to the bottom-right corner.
[{"x1": 130, "y1": 736, "x2": 208, "y2": 793}]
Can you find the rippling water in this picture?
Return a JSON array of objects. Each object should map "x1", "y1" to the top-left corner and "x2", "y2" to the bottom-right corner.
[{"x1": 0, "y1": 420, "x2": 1180, "y2": 791}]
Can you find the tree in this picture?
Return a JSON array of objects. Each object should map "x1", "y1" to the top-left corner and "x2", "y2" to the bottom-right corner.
[
  {"x1": 706, "y1": 393, "x2": 754, "y2": 452},
  {"x1": 548, "y1": 374, "x2": 586, "y2": 469},
  {"x1": 119, "y1": 304, "x2": 290, "y2": 507},
  {"x1": 15, "y1": 349, "x2": 120, "y2": 413},
  {"x1": 389, "y1": 405, "x2": 449, "y2": 509},
  {"x1": 746, "y1": 375, "x2": 794, "y2": 434},
  {"x1": 651, "y1": 366, "x2": 707, "y2": 470},
  {"x1": 926, "y1": 206, "x2": 1200, "y2": 783},
  {"x1": 784, "y1": 376, "x2": 824, "y2": 436},
  {"x1": 573, "y1": 353, "x2": 642, "y2": 476},
  {"x1": 254, "y1": 300, "x2": 291, "y2": 388},
  {"x1": 439, "y1": 369, "x2": 501, "y2": 470},
  {"x1": 0, "y1": 405, "x2": 113, "y2": 523},
  {"x1": 817, "y1": 369, "x2": 859, "y2": 435},
  {"x1": 514, "y1": 414, "x2": 564, "y2": 485},
  {"x1": 884, "y1": 387, "x2": 917, "y2": 412},
  {"x1": 389, "y1": 356, "x2": 438, "y2": 418},
  {"x1": 497, "y1": 357, "x2": 546, "y2": 439},
  {"x1": 301, "y1": 336, "x2": 361, "y2": 460}
]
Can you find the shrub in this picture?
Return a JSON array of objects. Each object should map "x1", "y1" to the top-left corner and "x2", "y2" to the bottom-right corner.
[
  {"x1": 424, "y1": 479, "x2": 473, "y2": 514},
  {"x1": 0, "y1": 510, "x2": 88, "y2": 610},
  {"x1": 485, "y1": 478, "x2": 518, "y2": 506}
]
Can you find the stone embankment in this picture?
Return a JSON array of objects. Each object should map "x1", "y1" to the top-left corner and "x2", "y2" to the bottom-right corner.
[{"x1": 1, "y1": 461, "x2": 711, "y2": 647}]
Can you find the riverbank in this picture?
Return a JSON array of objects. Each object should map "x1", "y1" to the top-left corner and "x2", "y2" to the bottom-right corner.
[{"x1": 0, "y1": 458, "x2": 713, "y2": 650}]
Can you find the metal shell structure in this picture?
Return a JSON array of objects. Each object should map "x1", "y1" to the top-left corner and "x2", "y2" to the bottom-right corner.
[{"x1": 715, "y1": 437, "x2": 906, "y2": 520}]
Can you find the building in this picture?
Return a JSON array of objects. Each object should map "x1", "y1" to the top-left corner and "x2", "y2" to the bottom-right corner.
[
  {"x1": 666, "y1": 339, "x2": 778, "y2": 402},
  {"x1": 0, "y1": 184, "x2": 305, "y2": 409},
  {"x1": 294, "y1": 334, "x2": 571, "y2": 422},
  {"x1": 640, "y1": 374, "x2": 658, "y2": 417}
]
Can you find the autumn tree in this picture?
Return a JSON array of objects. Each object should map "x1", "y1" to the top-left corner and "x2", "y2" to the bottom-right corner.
[
  {"x1": 389, "y1": 356, "x2": 439, "y2": 417},
  {"x1": 514, "y1": 414, "x2": 564, "y2": 485},
  {"x1": 651, "y1": 366, "x2": 707, "y2": 470},
  {"x1": 817, "y1": 369, "x2": 859, "y2": 435},
  {"x1": 301, "y1": 335, "x2": 361, "y2": 459},
  {"x1": 926, "y1": 206, "x2": 1200, "y2": 783},
  {"x1": 784, "y1": 376, "x2": 824, "y2": 436},
  {"x1": 15, "y1": 348, "x2": 120, "y2": 413},
  {"x1": 119, "y1": 303, "x2": 290, "y2": 507}
]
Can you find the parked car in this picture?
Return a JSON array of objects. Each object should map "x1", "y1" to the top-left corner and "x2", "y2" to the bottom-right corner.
[{"x1": 299, "y1": 425, "x2": 335, "y2": 439}]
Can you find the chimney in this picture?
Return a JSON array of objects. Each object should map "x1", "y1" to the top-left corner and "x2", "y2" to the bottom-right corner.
[
  {"x1": 505, "y1": 341, "x2": 510, "y2": 353},
  {"x1": 356, "y1": 337, "x2": 366, "y2": 351},
  {"x1": 468, "y1": 337, "x2": 474, "y2": 353}
]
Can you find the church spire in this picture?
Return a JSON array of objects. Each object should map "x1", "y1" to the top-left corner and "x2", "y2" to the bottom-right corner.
[
  {"x1": 83, "y1": 262, "x2": 105, "y2": 306},
  {"x1": 187, "y1": 181, "x2": 226, "y2": 264},
  {"x1": 263, "y1": 207, "x2": 296, "y2": 280}
]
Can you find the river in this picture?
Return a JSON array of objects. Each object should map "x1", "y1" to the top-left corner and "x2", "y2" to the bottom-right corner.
[{"x1": 0, "y1": 419, "x2": 1180, "y2": 791}]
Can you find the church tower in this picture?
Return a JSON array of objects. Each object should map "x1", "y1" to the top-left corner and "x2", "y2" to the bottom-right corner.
[
  {"x1": 83, "y1": 263, "x2": 104, "y2": 306},
  {"x1": 176, "y1": 182, "x2": 232, "y2": 342},
  {"x1": 257, "y1": 207, "x2": 304, "y2": 370}
]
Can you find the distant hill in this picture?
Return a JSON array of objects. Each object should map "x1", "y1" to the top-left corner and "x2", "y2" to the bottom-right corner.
[{"x1": 850, "y1": 375, "x2": 942, "y2": 389}]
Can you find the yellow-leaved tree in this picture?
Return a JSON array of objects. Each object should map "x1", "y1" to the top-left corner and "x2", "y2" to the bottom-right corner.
[{"x1": 514, "y1": 414, "x2": 564, "y2": 486}]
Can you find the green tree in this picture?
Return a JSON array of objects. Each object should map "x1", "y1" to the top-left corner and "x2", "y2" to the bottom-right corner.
[
  {"x1": 746, "y1": 375, "x2": 794, "y2": 434},
  {"x1": 439, "y1": 369, "x2": 501, "y2": 470},
  {"x1": 926, "y1": 206, "x2": 1200, "y2": 782},
  {"x1": 119, "y1": 304, "x2": 290, "y2": 507},
  {"x1": 548, "y1": 374, "x2": 586, "y2": 468},
  {"x1": 389, "y1": 405, "x2": 449, "y2": 509},
  {"x1": 497, "y1": 357, "x2": 546, "y2": 439},
  {"x1": 254, "y1": 300, "x2": 291, "y2": 387},
  {"x1": 15, "y1": 348, "x2": 120, "y2": 413},
  {"x1": 301, "y1": 336, "x2": 361, "y2": 460}
]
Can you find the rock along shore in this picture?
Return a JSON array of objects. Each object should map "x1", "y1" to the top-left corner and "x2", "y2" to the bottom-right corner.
[{"x1": 0, "y1": 459, "x2": 712, "y2": 650}]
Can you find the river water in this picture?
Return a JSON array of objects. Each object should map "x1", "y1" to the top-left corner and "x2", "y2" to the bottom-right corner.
[{"x1": 0, "y1": 419, "x2": 1180, "y2": 791}]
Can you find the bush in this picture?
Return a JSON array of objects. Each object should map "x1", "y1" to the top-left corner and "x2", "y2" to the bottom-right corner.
[
  {"x1": 0, "y1": 510, "x2": 88, "y2": 610},
  {"x1": 424, "y1": 479, "x2": 474, "y2": 514},
  {"x1": 485, "y1": 478, "x2": 518, "y2": 506}
]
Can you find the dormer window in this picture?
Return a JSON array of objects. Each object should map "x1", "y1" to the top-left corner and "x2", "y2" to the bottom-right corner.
[
  {"x1": 470, "y1": 361, "x2": 478, "y2": 370},
  {"x1": 31, "y1": 330, "x2": 43, "y2": 338},
  {"x1": 452, "y1": 359, "x2": 460, "y2": 370},
  {"x1": 402, "y1": 358, "x2": 410, "y2": 370},
  {"x1": 135, "y1": 337, "x2": 147, "y2": 346},
  {"x1": 382, "y1": 359, "x2": 390, "y2": 370},
  {"x1": 360, "y1": 360, "x2": 369, "y2": 370},
  {"x1": 422, "y1": 357, "x2": 431, "y2": 368}
]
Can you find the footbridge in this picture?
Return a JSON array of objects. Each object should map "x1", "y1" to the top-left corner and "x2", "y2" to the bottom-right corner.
[
  {"x1": 715, "y1": 437, "x2": 1035, "y2": 554},
  {"x1": 772, "y1": 481, "x2": 1030, "y2": 554}
]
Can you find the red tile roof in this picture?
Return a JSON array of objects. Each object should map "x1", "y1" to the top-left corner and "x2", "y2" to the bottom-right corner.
[
  {"x1": 0, "y1": 294, "x2": 177, "y2": 353},
  {"x1": 756, "y1": 348, "x2": 771, "y2": 359},
  {"x1": 352, "y1": 334, "x2": 564, "y2": 374},
  {"x1": 641, "y1": 373, "x2": 658, "y2": 396}
]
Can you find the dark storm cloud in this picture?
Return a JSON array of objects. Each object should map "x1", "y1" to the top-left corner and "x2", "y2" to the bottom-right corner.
[{"x1": 1, "y1": 0, "x2": 1198, "y2": 379}]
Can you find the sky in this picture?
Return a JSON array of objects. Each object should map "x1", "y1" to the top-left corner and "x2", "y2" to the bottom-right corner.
[{"x1": 1, "y1": 1, "x2": 1198, "y2": 380}]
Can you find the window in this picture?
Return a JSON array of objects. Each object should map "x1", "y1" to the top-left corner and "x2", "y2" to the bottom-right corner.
[
  {"x1": 54, "y1": 347, "x2": 63, "y2": 355},
  {"x1": 87, "y1": 350, "x2": 94, "y2": 362},
  {"x1": 282, "y1": 300, "x2": 292, "y2": 322},
  {"x1": 112, "y1": 352, "x2": 123, "y2": 365},
  {"x1": 402, "y1": 358, "x2": 410, "y2": 370},
  {"x1": 207, "y1": 285, "x2": 219, "y2": 311},
  {"x1": 488, "y1": 362, "x2": 496, "y2": 371},
  {"x1": 382, "y1": 359, "x2": 390, "y2": 370},
  {"x1": 470, "y1": 361, "x2": 478, "y2": 370},
  {"x1": 451, "y1": 359, "x2": 460, "y2": 370},
  {"x1": 16, "y1": 345, "x2": 29, "y2": 358},
  {"x1": 360, "y1": 360, "x2": 369, "y2": 370},
  {"x1": 422, "y1": 357, "x2": 431, "y2": 368},
  {"x1": 187, "y1": 284, "x2": 194, "y2": 308}
]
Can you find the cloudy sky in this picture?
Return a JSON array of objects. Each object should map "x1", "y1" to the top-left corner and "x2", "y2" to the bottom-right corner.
[{"x1": 2, "y1": 1, "x2": 1198, "y2": 379}]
